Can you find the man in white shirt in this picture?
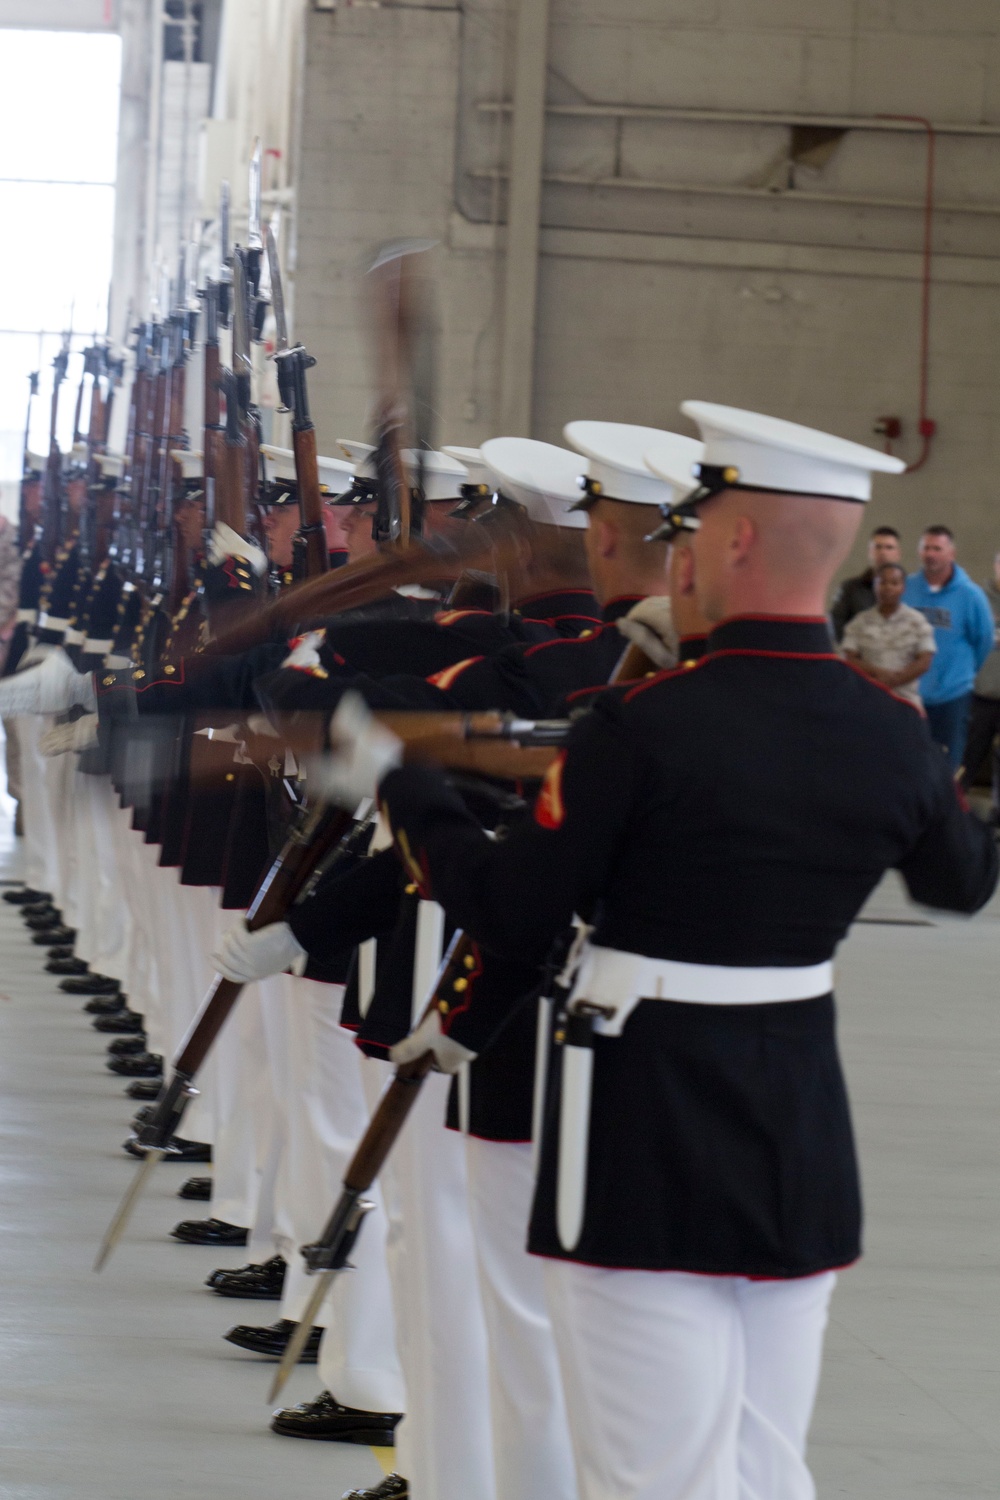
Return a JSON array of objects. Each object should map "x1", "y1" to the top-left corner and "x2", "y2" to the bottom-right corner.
[{"x1": 842, "y1": 562, "x2": 936, "y2": 708}]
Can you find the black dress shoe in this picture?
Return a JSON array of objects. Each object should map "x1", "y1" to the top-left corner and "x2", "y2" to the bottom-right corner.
[
  {"x1": 106, "y1": 1035, "x2": 147, "y2": 1056},
  {"x1": 179, "y1": 1175, "x2": 212, "y2": 1201},
  {"x1": 93, "y1": 1010, "x2": 144, "y2": 1033},
  {"x1": 45, "y1": 956, "x2": 88, "y2": 975},
  {"x1": 61, "y1": 973, "x2": 120, "y2": 996},
  {"x1": 207, "y1": 1255, "x2": 285, "y2": 1298},
  {"x1": 46, "y1": 945, "x2": 74, "y2": 960},
  {"x1": 33, "y1": 926, "x2": 74, "y2": 945},
  {"x1": 26, "y1": 911, "x2": 62, "y2": 931},
  {"x1": 3, "y1": 886, "x2": 50, "y2": 904},
  {"x1": 271, "y1": 1390, "x2": 401, "y2": 1444},
  {"x1": 343, "y1": 1476, "x2": 409, "y2": 1500},
  {"x1": 126, "y1": 1078, "x2": 162, "y2": 1100},
  {"x1": 172, "y1": 1217, "x2": 248, "y2": 1246},
  {"x1": 224, "y1": 1318, "x2": 322, "y2": 1361},
  {"x1": 123, "y1": 1133, "x2": 210, "y2": 1161},
  {"x1": 108, "y1": 1051, "x2": 163, "y2": 1078},
  {"x1": 23, "y1": 901, "x2": 58, "y2": 919},
  {"x1": 85, "y1": 993, "x2": 127, "y2": 1015}
]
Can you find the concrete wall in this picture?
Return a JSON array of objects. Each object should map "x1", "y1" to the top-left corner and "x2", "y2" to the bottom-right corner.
[{"x1": 295, "y1": 1, "x2": 1000, "y2": 582}]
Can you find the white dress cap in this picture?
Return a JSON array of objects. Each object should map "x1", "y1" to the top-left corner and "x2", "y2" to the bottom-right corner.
[
  {"x1": 680, "y1": 401, "x2": 906, "y2": 503},
  {"x1": 335, "y1": 440, "x2": 467, "y2": 500},
  {"x1": 337, "y1": 438, "x2": 378, "y2": 479},
  {"x1": 24, "y1": 451, "x2": 47, "y2": 473},
  {"x1": 261, "y1": 443, "x2": 354, "y2": 495},
  {"x1": 642, "y1": 432, "x2": 707, "y2": 497},
  {"x1": 97, "y1": 452, "x2": 124, "y2": 479},
  {"x1": 442, "y1": 445, "x2": 493, "y2": 491},
  {"x1": 171, "y1": 449, "x2": 204, "y2": 481},
  {"x1": 415, "y1": 449, "x2": 468, "y2": 502},
  {"x1": 564, "y1": 422, "x2": 703, "y2": 506},
  {"x1": 480, "y1": 437, "x2": 589, "y2": 529}
]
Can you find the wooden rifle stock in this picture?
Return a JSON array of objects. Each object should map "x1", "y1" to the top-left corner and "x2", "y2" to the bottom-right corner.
[
  {"x1": 112, "y1": 353, "x2": 144, "y2": 562},
  {"x1": 292, "y1": 425, "x2": 329, "y2": 580},
  {"x1": 611, "y1": 640, "x2": 658, "y2": 683},
  {"x1": 200, "y1": 525, "x2": 500, "y2": 657},
  {"x1": 133, "y1": 800, "x2": 355, "y2": 1152}
]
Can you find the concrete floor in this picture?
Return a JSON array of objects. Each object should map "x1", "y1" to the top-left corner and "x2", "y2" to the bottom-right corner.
[
  {"x1": 0, "y1": 791, "x2": 384, "y2": 1500},
  {"x1": 0, "y1": 784, "x2": 998, "y2": 1497}
]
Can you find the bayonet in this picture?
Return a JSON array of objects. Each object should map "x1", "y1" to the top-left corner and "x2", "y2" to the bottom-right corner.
[
  {"x1": 218, "y1": 181, "x2": 232, "y2": 326},
  {"x1": 93, "y1": 1149, "x2": 165, "y2": 1272},
  {"x1": 265, "y1": 222, "x2": 288, "y2": 356},
  {"x1": 247, "y1": 138, "x2": 263, "y2": 252},
  {"x1": 231, "y1": 250, "x2": 253, "y2": 414}
]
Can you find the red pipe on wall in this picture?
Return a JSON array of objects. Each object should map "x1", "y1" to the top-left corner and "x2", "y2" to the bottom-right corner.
[{"x1": 877, "y1": 114, "x2": 937, "y2": 472}]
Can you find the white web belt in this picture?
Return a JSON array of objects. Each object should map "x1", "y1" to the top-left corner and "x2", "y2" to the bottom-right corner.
[{"x1": 568, "y1": 943, "x2": 834, "y2": 1036}]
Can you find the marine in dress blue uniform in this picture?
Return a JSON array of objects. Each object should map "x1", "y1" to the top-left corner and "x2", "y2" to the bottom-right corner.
[{"x1": 330, "y1": 406, "x2": 997, "y2": 1500}]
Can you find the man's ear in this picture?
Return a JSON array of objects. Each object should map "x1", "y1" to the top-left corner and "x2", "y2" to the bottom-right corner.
[
  {"x1": 731, "y1": 513, "x2": 756, "y2": 566},
  {"x1": 672, "y1": 542, "x2": 696, "y2": 596},
  {"x1": 594, "y1": 516, "x2": 617, "y2": 560}
]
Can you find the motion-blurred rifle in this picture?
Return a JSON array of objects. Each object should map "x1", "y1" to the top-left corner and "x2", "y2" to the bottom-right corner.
[
  {"x1": 19, "y1": 370, "x2": 40, "y2": 550},
  {"x1": 368, "y1": 240, "x2": 437, "y2": 547},
  {"x1": 266, "y1": 220, "x2": 327, "y2": 581},
  {"x1": 40, "y1": 333, "x2": 71, "y2": 563}
]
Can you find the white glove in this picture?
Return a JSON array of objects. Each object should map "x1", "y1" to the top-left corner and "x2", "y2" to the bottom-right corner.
[
  {"x1": 39, "y1": 713, "x2": 99, "y2": 757},
  {"x1": 390, "y1": 1008, "x2": 477, "y2": 1075},
  {"x1": 309, "y1": 692, "x2": 403, "y2": 810},
  {"x1": 208, "y1": 521, "x2": 268, "y2": 578},
  {"x1": 17, "y1": 643, "x2": 58, "y2": 671},
  {"x1": 616, "y1": 595, "x2": 678, "y2": 670},
  {"x1": 0, "y1": 648, "x2": 97, "y2": 716},
  {"x1": 211, "y1": 920, "x2": 306, "y2": 984}
]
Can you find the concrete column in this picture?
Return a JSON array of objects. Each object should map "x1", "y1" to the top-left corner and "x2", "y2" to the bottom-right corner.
[{"x1": 498, "y1": 0, "x2": 550, "y2": 437}]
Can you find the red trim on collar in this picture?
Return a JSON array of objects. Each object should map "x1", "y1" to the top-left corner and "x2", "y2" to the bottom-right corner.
[
  {"x1": 622, "y1": 645, "x2": 842, "y2": 702},
  {"x1": 623, "y1": 655, "x2": 712, "y2": 701},
  {"x1": 523, "y1": 628, "x2": 606, "y2": 659},
  {"x1": 707, "y1": 648, "x2": 842, "y2": 663}
]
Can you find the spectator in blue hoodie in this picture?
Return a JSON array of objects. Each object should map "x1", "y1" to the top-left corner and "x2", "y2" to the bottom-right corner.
[{"x1": 903, "y1": 524, "x2": 994, "y2": 769}]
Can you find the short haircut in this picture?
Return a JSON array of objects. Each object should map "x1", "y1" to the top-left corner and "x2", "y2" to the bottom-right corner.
[
  {"x1": 922, "y1": 524, "x2": 954, "y2": 540},
  {"x1": 871, "y1": 525, "x2": 900, "y2": 540},
  {"x1": 875, "y1": 561, "x2": 906, "y2": 580}
]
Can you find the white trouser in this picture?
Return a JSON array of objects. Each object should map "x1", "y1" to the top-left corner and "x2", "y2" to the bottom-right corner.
[
  {"x1": 165, "y1": 882, "x2": 225, "y2": 1147},
  {"x1": 39, "y1": 734, "x2": 74, "y2": 914},
  {"x1": 465, "y1": 1137, "x2": 577, "y2": 1500},
  {"x1": 209, "y1": 967, "x2": 278, "y2": 1229},
  {"x1": 66, "y1": 761, "x2": 96, "y2": 956},
  {"x1": 244, "y1": 970, "x2": 291, "y2": 1261},
  {"x1": 371, "y1": 1063, "x2": 496, "y2": 1500},
  {"x1": 77, "y1": 772, "x2": 132, "y2": 982},
  {"x1": 543, "y1": 1261, "x2": 836, "y2": 1500},
  {"x1": 269, "y1": 978, "x2": 403, "y2": 1413},
  {"x1": 111, "y1": 802, "x2": 158, "y2": 1021},
  {"x1": 16, "y1": 715, "x2": 59, "y2": 894}
]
